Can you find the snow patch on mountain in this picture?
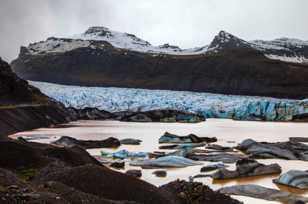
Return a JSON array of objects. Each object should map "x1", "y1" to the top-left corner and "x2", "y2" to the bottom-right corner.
[
  {"x1": 71, "y1": 26, "x2": 208, "y2": 55},
  {"x1": 24, "y1": 26, "x2": 308, "y2": 64},
  {"x1": 27, "y1": 38, "x2": 93, "y2": 54},
  {"x1": 252, "y1": 38, "x2": 308, "y2": 51},
  {"x1": 265, "y1": 54, "x2": 308, "y2": 64},
  {"x1": 251, "y1": 38, "x2": 308, "y2": 64},
  {"x1": 29, "y1": 81, "x2": 308, "y2": 121}
]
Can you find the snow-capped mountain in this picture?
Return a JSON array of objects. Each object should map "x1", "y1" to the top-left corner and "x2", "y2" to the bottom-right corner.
[
  {"x1": 26, "y1": 26, "x2": 208, "y2": 56},
  {"x1": 251, "y1": 38, "x2": 308, "y2": 64},
  {"x1": 207, "y1": 31, "x2": 251, "y2": 53},
  {"x1": 11, "y1": 26, "x2": 308, "y2": 100},
  {"x1": 24, "y1": 26, "x2": 308, "y2": 63}
]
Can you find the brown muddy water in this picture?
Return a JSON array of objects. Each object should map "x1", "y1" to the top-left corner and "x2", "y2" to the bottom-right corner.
[{"x1": 11, "y1": 119, "x2": 308, "y2": 204}]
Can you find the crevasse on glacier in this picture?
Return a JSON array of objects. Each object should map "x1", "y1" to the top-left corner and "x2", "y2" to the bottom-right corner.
[{"x1": 30, "y1": 81, "x2": 308, "y2": 121}]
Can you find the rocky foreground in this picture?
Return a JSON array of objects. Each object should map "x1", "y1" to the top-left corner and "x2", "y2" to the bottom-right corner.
[
  {"x1": 0, "y1": 57, "x2": 242, "y2": 203},
  {"x1": 0, "y1": 137, "x2": 246, "y2": 204},
  {"x1": 0, "y1": 58, "x2": 74, "y2": 138}
]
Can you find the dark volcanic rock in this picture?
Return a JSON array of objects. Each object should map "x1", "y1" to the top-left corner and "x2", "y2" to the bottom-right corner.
[
  {"x1": 237, "y1": 139, "x2": 308, "y2": 161},
  {"x1": 68, "y1": 107, "x2": 115, "y2": 120},
  {"x1": 0, "y1": 140, "x2": 100, "y2": 171},
  {"x1": 36, "y1": 164, "x2": 175, "y2": 204},
  {"x1": 159, "y1": 132, "x2": 217, "y2": 144},
  {"x1": 0, "y1": 58, "x2": 73, "y2": 138},
  {"x1": 153, "y1": 170, "x2": 167, "y2": 177},
  {"x1": 211, "y1": 159, "x2": 281, "y2": 180},
  {"x1": 120, "y1": 110, "x2": 205, "y2": 123},
  {"x1": 292, "y1": 113, "x2": 308, "y2": 122},
  {"x1": 38, "y1": 181, "x2": 139, "y2": 204},
  {"x1": 52, "y1": 136, "x2": 120, "y2": 149},
  {"x1": 0, "y1": 139, "x2": 176, "y2": 204},
  {"x1": 160, "y1": 180, "x2": 242, "y2": 204},
  {"x1": 0, "y1": 57, "x2": 49, "y2": 105},
  {"x1": 0, "y1": 105, "x2": 73, "y2": 138},
  {"x1": 289, "y1": 137, "x2": 308, "y2": 143},
  {"x1": 110, "y1": 162, "x2": 125, "y2": 169},
  {"x1": 120, "y1": 138, "x2": 142, "y2": 145},
  {"x1": 219, "y1": 184, "x2": 308, "y2": 204},
  {"x1": 125, "y1": 170, "x2": 142, "y2": 178},
  {"x1": 121, "y1": 113, "x2": 153, "y2": 122},
  {"x1": 11, "y1": 34, "x2": 308, "y2": 99}
]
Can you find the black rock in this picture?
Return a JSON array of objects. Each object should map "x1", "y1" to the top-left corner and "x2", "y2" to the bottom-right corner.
[
  {"x1": 52, "y1": 136, "x2": 121, "y2": 149},
  {"x1": 125, "y1": 170, "x2": 142, "y2": 178},
  {"x1": 153, "y1": 170, "x2": 167, "y2": 177},
  {"x1": 120, "y1": 138, "x2": 142, "y2": 145},
  {"x1": 160, "y1": 180, "x2": 243, "y2": 204},
  {"x1": 110, "y1": 162, "x2": 125, "y2": 169}
]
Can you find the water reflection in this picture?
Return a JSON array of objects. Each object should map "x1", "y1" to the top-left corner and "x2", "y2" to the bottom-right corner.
[{"x1": 11, "y1": 119, "x2": 308, "y2": 204}]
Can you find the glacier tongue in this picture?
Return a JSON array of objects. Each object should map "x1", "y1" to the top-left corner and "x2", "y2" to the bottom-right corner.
[{"x1": 29, "y1": 81, "x2": 308, "y2": 121}]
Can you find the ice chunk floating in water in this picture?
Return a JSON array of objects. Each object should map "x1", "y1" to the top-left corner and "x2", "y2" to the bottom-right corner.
[{"x1": 130, "y1": 156, "x2": 202, "y2": 168}]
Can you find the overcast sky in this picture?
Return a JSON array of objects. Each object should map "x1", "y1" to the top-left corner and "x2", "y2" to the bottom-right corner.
[{"x1": 1, "y1": 0, "x2": 308, "y2": 62}]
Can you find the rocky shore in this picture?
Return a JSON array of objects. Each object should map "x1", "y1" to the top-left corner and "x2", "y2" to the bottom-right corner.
[{"x1": 0, "y1": 57, "x2": 242, "y2": 204}]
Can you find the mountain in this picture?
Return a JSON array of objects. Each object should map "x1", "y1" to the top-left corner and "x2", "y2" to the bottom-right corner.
[
  {"x1": 0, "y1": 57, "x2": 49, "y2": 105},
  {"x1": 11, "y1": 27, "x2": 308, "y2": 99},
  {"x1": 0, "y1": 58, "x2": 72, "y2": 137}
]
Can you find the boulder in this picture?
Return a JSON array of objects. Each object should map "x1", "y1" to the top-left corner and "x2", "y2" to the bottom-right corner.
[
  {"x1": 218, "y1": 184, "x2": 308, "y2": 204},
  {"x1": 159, "y1": 132, "x2": 217, "y2": 144},
  {"x1": 130, "y1": 156, "x2": 202, "y2": 169},
  {"x1": 125, "y1": 170, "x2": 142, "y2": 178},
  {"x1": 120, "y1": 138, "x2": 142, "y2": 145},
  {"x1": 153, "y1": 170, "x2": 167, "y2": 177},
  {"x1": 237, "y1": 139, "x2": 308, "y2": 161},
  {"x1": 273, "y1": 170, "x2": 308, "y2": 189},
  {"x1": 211, "y1": 159, "x2": 281, "y2": 180},
  {"x1": 160, "y1": 180, "x2": 242, "y2": 204},
  {"x1": 110, "y1": 162, "x2": 125, "y2": 169},
  {"x1": 52, "y1": 136, "x2": 120, "y2": 149}
]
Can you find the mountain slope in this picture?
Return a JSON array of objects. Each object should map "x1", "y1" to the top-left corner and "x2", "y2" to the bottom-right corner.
[
  {"x1": 0, "y1": 58, "x2": 72, "y2": 137},
  {"x1": 0, "y1": 58, "x2": 50, "y2": 105},
  {"x1": 11, "y1": 27, "x2": 308, "y2": 99}
]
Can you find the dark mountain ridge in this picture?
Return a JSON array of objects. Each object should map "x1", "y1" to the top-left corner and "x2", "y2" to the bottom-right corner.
[{"x1": 11, "y1": 27, "x2": 308, "y2": 99}]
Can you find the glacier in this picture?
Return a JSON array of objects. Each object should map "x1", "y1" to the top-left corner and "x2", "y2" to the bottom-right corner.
[{"x1": 30, "y1": 81, "x2": 308, "y2": 121}]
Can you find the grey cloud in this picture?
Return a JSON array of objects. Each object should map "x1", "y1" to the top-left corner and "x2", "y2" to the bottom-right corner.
[{"x1": 0, "y1": 0, "x2": 308, "y2": 62}]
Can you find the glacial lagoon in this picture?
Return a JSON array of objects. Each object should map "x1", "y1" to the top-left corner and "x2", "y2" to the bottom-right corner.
[{"x1": 12, "y1": 119, "x2": 308, "y2": 204}]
